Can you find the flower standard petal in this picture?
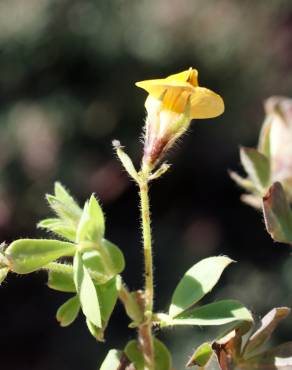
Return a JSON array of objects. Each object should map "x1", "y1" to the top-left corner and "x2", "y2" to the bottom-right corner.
[
  {"x1": 165, "y1": 68, "x2": 198, "y2": 86},
  {"x1": 135, "y1": 68, "x2": 198, "y2": 98},
  {"x1": 135, "y1": 80, "x2": 193, "y2": 101}
]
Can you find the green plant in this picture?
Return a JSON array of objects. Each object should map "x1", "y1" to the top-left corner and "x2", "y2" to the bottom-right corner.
[{"x1": 1, "y1": 69, "x2": 290, "y2": 370}]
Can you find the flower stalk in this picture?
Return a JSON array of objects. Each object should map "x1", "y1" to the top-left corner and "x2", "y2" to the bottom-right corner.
[{"x1": 138, "y1": 171, "x2": 155, "y2": 370}]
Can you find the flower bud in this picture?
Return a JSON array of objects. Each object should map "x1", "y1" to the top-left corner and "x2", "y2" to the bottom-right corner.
[
  {"x1": 231, "y1": 96, "x2": 292, "y2": 208},
  {"x1": 135, "y1": 68, "x2": 224, "y2": 171},
  {"x1": 262, "y1": 96, "x2": 292, "y2": 200}
]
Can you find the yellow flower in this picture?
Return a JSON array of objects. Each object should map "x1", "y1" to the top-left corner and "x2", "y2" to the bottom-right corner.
[
  {"x1": 135, "y1": 68, "x2": 224, "y2": 171},
  {"x1": 135, "y1": 68, "x2": 224, "y2": 119}
]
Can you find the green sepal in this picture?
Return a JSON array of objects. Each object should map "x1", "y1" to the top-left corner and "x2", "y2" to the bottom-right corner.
[
  {"x1": 258, "y1": 116, "x2": 271, "y2": 159},
  {"x1": 48, "y1": 270, "x2": 76, "y2": 292},
  {"x1": 38, "y1": 218, "x2": 76, "y2": 242},
  {"x1": 186, "y1": 342, "x2": 213, "y2": 368},
  {"x1": 125, "y1": 338, "x2": 172, "y2": 370},
  {"x1": 100, "y1": 349, "x2": 127, "y2": 370},
  {"x1": 169, "y1": 256, "x2": 233, "y2": 318},
  {"x1": 56, "y1": 295, "x2": 80, "y2": 327},
  {"x1": 171, "y1": 300, "x2": 253, "y2": 330},
  {"x1": 76, "y1": 195, "x2": 105, "y2": 243},
  {"x1": 73, "y1": 251, "x2": 101, "y2": 328},
  {"x1": 0, "y1": 267, "x2": 9, "y2": 284},
  {"x1": 240, "y1": 146, "x2": 270, "y2": 191},
  {"x1": 263, "y1": 182, "x2": 292, "y2": 243},
  {"x1": 5, "y1": 239, "x2": 76, "y2": 274}
]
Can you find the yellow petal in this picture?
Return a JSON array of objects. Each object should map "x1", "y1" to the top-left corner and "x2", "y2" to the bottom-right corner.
[
  {"x1": 166, "y1": 68, "x2": 198, "y2": 87},
  {"x1": 190, "y1": 87, "x2": 225, "y2": 119},
  {"x1": 162, "y1": 89, "x2": 191, "y2": 113},
  {"x1": 135, "y1": 79, "x2": 193, "y2": 100}
]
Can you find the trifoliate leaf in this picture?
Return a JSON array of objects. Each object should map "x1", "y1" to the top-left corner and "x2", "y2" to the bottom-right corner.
[{"x1": 6, "y1": 239, "x2": 76, "y2": 274}]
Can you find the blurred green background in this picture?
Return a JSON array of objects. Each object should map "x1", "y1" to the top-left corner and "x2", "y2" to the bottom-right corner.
[{"x1": 1, "y1": 0, "x2": 292, "y2": 369}]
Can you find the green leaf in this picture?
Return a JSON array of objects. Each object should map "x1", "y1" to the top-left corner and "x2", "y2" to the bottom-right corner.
[
  {"x1": 100, "y1": 349, "x2": 127, "y2": 370},
  {"x1": 54, "y1": 182, "x2": 81, "y2": 215},
  {"x1": 56, "y1": 295, "x2": 80, "y2": 327},
  {"x1": 5, "y1": 239, "x2": 76, "y2": 274},
  {"x1": 244, "y1": 342, "x2": 292, "y2": 369},
  {"x1": 169, "y1": 256, "x2": 233, "y2": 317},
  {"x1": 244, "y1": 307, "x2": 290, "y2": 356},
  {"x1": 85, "y1": 277, "x2": 120, "y2": 341},
  {"x1": 46, "y1": 195, "x2": 81, "y2": 225},
  {"x1": 73, "y1": 251, "x2": 101, "y2": 328},
  {"x1": 201, "y1": 353, "x2": 221, "y2": 370},
  {"x1": 186, "y1": 342, "x2": 213, "y2": 368},
  {"x1": 171, "y1": 300, "x2": 253, "y2": 329},
  {"x1": 0, "y1": 267, "x2": 9, "y2": 284},
  {"x1": 47, "y1": 182, "x2": 82, "y2": 222},
  {"x1": 40, "y1": 183, "x2": 82, "y2": 240},
  {"x1": 48, "y1": 270, "x2": 76, "y2": 292},
  {"x1": 82, "y1": 249, "x2": 103, "y2": 269},
  {"x1": 240, "y1": 146, "x2": 270, "y2": 190},
  {"x1": 96, "y1": 276, "x2": 120, "y2": 325},
  {"x1": 82, "y1": 250, "x2": 110, "y2": 284},
  {"x1": 81, "y1": 240, "x2": 125, "y2": 283},
  {"x1": 76, "y1": 195, "x2": 105, "y2": 243},
  {"x1": 125, "y1": 338, "x2": 172, "y2": 370},
  {"x1": 263, "y1": 182, "x2": 292, "y2": 243},
  {"x1": 102, "y1": 239, "x2": 125, "y2": 275},
  {"x1": 38, "y1": 218, "x2": 76, "y2": 242},
  {"x1": 86, "y1": 319, "x2": 104, "y2": 341}
]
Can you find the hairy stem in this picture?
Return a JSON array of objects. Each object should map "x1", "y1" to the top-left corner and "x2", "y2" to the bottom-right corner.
[
  {"x1": 139, "y1": 180, "x2": 154, "y2": 314},
  {"x1": 138, "y1": 175, "x2": 155, "y2": 370}
]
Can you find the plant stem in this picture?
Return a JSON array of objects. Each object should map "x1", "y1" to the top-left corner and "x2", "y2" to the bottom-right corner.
[
  {"x1": 138, "y1": 175, "x2": 155, "y2": 370},
  {"x1": 139, "y1": 180, "x2": 154, "y2": 314}
]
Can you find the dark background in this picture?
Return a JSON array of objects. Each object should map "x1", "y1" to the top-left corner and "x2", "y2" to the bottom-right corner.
[{"x1": 1, "y1": 1, "x2": 292, "y2": 369}]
